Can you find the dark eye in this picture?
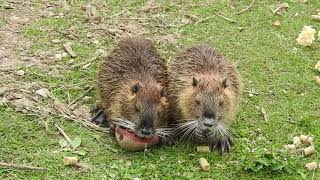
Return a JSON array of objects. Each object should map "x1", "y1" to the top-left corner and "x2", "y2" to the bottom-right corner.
[
  {"x1": 195, "y1": 99, "x2": 200, "y2": 105},
  {"x1": 219, "y1": 101, "x2": 224, "y2": 106}
]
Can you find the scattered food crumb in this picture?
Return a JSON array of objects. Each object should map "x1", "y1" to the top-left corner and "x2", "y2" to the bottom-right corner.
[
  {"x1": 300, "y1": 135, "x2": 309, "y2": 143},
  {"x1": 305, "y1": 162, "x2": 318, "y2": 171},
  {"x1": 199, "y1": 157, "x2": 210, "y2": 172},
  {"x1": 303, "y1": 146, "x2": 315, "y2": 156},
  {"x1": 284, "y1": 144, "x2": 296, "y2": 153},
  {"x1": 197, "y1": 146, "x2": 210, "y2": 153},
  {"x1": 273, "y1": 21, "x2": 281, "y2": 26},
  {"x1": 55, "y1": 54, "x2": 62, "y2": 60},
  {"x1": 293, "y1": 136, "x2": 301, "y2": 146},
  {"x1": 296, "y1": 25, "x2": 316, "y2": 47},
  {"x1": 16, "y1": 70, "x2": 25, "y2": 76},
  {"x1": 63, "y1": 157, "x2": 79, "y2": 165}
]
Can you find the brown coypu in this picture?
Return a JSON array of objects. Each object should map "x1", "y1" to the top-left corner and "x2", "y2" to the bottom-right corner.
[
  {"x1": 168, "y1": 44, "x2": 242, "y2": 154},
  {"x1": 94, "y1": 36, "x2": 172, "y2": 140}
]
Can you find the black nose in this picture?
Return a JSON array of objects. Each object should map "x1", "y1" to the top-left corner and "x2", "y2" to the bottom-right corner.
[{"x1": 141, "y1": 127, "x2": 152, "y2": 135}]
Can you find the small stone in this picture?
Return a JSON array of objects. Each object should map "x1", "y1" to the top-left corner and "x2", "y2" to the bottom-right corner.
[
  {"x1": 35, "y1": 88, "x2": 51, "y2": 98},
  {"x1": 16, "y1": 70, "x2": 25, "y2": 76},
  {"x1": 249, "y1": 93, "x2": 254, "y2": 97}
]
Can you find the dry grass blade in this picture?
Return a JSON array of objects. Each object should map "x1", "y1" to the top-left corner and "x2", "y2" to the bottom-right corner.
[
  {"x1": 0, "y1": 162, "x2": 47, "y2": 171},
  {"x1": 53, "y1": 113, "x2": 108, "y2": 133},
  {"x1": 216, "y1": 13, "x2": 237, "y2": 23},
  {"x1": 260, "y1": 107, "x2": 269, "y2": 122},
  {"x1": 69, "y1": 86, "x2": 93, "y2": 106},
  {"x1": 235, "y1": 0, "x2": 255, "y2": 15},
  {"x1": 54, "y1": 124, "x2": 73, "y2": 147}
]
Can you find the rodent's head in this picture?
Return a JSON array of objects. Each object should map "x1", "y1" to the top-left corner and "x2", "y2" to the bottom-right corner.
[
  {"x1": 179, "y1": 76, "x2": 228, "y2": 123},
  {"x1": 113, "y1": 81, "x2": 169, "y2": 138},
  {"x1": 177, "y1": 75, "x2": 233, "y2": 153}
]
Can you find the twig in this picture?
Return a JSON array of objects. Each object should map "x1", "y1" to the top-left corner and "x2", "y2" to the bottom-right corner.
[
  {"x1": 54, "y1": 113, "x2": 108, "y2": 133},
  {"x1": 195, "y1": 16, "x2": 215, "y2": 25},
  {"x1": 216, "y1": 13, "x2": 237, "y2": 23},
  {"x1": 54, "y1": 124, "x2": 74, "y2": 147},
  {"x1": 235, "y1": 0, "x2": 255, "y2": 15},
  {"x1": 69, "y1": 86, "x2": 93, "y2": 106},
  {"x1": 0, "y1": 162, "x2": 47, "y2": 171}
]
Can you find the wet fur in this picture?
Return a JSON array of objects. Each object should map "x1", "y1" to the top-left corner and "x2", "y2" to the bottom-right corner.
[
  {"x1": 97, "y1": 37, "x2": 170, "y2": 137},
  {"x1": 168, "y1": 44, "x2": 242, "y2": 153}
]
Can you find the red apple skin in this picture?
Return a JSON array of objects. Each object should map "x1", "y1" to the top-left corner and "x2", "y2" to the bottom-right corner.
[{"x1": 115, "y1": 126, "x2": 160, "y2": 151}]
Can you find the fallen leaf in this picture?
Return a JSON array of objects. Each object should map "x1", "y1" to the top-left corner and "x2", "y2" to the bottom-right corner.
[
  {"x1": 71, "y1": 136, "x2": 82, "y2": 148},
  {"x1": 59, "y1": 139, "x2": 68, "y2": 148}
]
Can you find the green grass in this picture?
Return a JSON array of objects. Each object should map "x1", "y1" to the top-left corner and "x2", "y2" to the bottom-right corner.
[{"x1": 2, "y1": 0, "x2": 320, "y2": 179}]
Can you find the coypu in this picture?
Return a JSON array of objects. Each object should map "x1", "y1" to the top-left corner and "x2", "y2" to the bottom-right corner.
[
  {"x1": 168, "y1": 44, "x2": 242, "y2": 154},
  {"x1": 93, "y1": 36, "x2": 172, "y2": 143}
]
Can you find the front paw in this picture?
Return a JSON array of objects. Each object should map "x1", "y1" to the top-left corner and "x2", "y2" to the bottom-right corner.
[{"x1": 212, "y1": 135, "x2": 234, "y2": 154}]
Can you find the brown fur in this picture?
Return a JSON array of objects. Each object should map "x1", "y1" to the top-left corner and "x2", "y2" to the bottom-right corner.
[
  {"x1": 168, "y1": 44, "x2": 242, "y2": 151},
  {"x1": 97, "y1": 37, "x2": 169, "y2": 135}
]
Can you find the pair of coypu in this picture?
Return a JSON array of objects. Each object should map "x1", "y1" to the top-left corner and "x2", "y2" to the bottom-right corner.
[{"x1": 92, "y1": 36, "x2": 242, "y2": 154}]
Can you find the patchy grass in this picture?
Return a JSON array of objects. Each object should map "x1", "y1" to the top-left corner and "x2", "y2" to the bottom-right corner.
[{"x1": 1, "y1": 0, "x2": 320, "y2": 179}]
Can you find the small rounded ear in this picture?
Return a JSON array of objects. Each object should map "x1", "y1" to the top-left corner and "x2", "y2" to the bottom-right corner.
[
  {"x1": 222, "y1": 78, "x2": 228, "y2": 88},
  {"x1": 160, "y1": 88, "x2": 167, "y2": 97},
  {"x1": 131, "y1": 83, "x2": 140, "y2": 93},
  {"x1": 192, "y1": 77, "x2": 198, "y2": 87}
]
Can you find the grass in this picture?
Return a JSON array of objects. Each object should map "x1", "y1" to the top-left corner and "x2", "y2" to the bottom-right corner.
[{"x1": 1, "y1": 0, "x2": 320, "y2": 179}]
